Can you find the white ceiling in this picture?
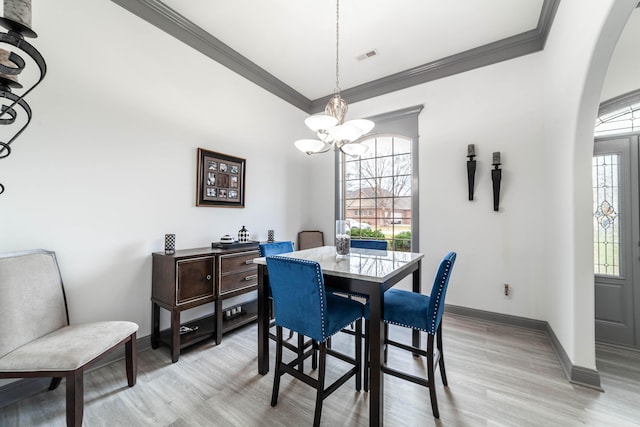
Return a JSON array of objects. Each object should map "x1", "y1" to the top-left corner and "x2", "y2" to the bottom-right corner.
[
  {"x1": 111, "y1": 0, "x2": 555, "y2": 112},
  {"x1": 160, "y1": 0, "x2": 544, "y2": 100}
]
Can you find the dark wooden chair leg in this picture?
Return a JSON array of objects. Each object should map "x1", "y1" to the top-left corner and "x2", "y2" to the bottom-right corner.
[
  {"x1": 312, "y1": 340, "x2": 318, "y2": 370},
  {"x1": 297, "y1": 334, "x2": 305, "y2": 372},
  {"x1": 363, "y1": 319, "x2": 369, "y2": 392},
  {"x1": 271, "y1": 326, "x2": 283, "y2": 407},
  {"x1": 355, "y1": 319, "x2": 362, "y2": 391},
  {"x1": 426, "y1": 334, "x2": 439, "y2": 419},
  {"x1": 49, "y1": 377, "x2": 62, "y2": 391},
  {"x1": 313, "y1": 343, "x2": 327, "y2": 427},
  {"x1": 436, "y1": 325, "x2": 447, "y2": 386},
  {"x1": 66, "y1": 369, "x2": 84, "y2": 427},
  {"x1": 383, "y1": 323, "x2": 389, "y2": 363},
  {"x1": 126, "y1": 333, "x2": 137, "y2": 387}
]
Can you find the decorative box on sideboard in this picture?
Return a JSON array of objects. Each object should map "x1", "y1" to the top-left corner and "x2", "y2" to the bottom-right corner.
[{"x1": 151, "y1": 244, "x2": 259, "y2": 362}]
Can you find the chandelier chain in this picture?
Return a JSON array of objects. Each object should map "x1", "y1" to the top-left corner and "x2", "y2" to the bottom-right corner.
[{"x1": 335, "y1": 0, "x2": 340, "y2": 94}]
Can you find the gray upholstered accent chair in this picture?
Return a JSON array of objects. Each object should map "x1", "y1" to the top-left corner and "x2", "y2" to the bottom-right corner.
[
  {"x1": 297, "y1": 230, "x2": 324, "y2": 250},
  {"x1": 0, "y1": 249, "x2": 138, "y2": 426}
]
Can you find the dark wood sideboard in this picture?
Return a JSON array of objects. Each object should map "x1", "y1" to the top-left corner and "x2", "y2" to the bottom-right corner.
[{"x1": 151, "y1": 244, "x2": 259, "y2": 362}]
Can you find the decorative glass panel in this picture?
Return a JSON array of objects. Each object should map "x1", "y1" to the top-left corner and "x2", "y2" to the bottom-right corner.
[
  {"x1": 595, "y1": 101, "x2": 640, "y2": 136},
  {"x1": 592, "y1": 153, "x2": 620, "y2": 276}
]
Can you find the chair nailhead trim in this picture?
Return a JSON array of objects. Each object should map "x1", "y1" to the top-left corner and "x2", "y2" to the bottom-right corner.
[
  {"x1": 271, "y1": 256, "x2": 328, "y2": 340},
  {"x1": 384, "y1": 259, "x2": 453, "y2": 336}
]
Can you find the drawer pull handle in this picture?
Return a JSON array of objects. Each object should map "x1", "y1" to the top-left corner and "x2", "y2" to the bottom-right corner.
[
  {"x1": 245, "y1": 260, "x2": 254, "y2": 265},
  {"x1": 206, "y1": 275, "x2": 212, "y2": 280},
  {"x1": 244, "y1": 274, "x2": 258, "y2": 281}
]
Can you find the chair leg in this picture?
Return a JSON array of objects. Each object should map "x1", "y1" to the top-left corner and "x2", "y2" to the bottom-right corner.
[
  {"x1": 271, "y1": 326, "x2": 284, "y2": 407},
  {"x1": 66, "y1": 369, "x2": 84, "y2": 427},
  {"x1": 125, "y1": 333, "x2": 137, "y2": 387},
  {"x1": 436, "y1": 324, "x2": 447, "y2": 386},
  {"x1": 313, "y1": 342, "x2": 327, "y2": 427},
  {"x1": 355, "y1": 318, "x2": 362, "y2": 391},
  {"x1": 312, "y1": 340, "x2": 318, "y2": 370},
  {"x1": 297, "y1": 334, "x2": 305, "y2": 372},
  {"x1": 383, "y1": 323, "x2": 389, "y2": 364},
  {"x1": 49, "y1": 377, "x2": 62, "y2": 391},
  {"x1": 426, "y1": 334, "x2": 440, "y2": 419},
  {"x1": 363, "y1": 319, "x2": 369, "y2": 392}
]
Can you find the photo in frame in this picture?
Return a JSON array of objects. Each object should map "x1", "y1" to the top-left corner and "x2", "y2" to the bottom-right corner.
[{"x1": 196, "y1": 148, "x2": 246, "y2": 207}]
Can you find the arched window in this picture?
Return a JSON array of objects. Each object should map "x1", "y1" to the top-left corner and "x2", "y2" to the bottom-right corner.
[
  {"x1": 595, "y1": 90, "x2": 640, "y2": 137},
  {"x1": 337, "y1": 106, "x2": 422, "y2": 252}
]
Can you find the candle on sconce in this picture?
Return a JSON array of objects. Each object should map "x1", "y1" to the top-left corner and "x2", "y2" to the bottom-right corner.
[
  {"x1": 467, "y1": 144, "x2": 475, "y2": 157},
  {"x1": 492, "y1": 151, "x2": 501, "y2": 165},
  {"x1": 3, "y1": 0, "x2": 32, "y2": 28}
]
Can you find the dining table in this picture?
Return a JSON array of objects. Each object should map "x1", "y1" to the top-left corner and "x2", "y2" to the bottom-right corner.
[{"x1": 253, "y1": 245, "x2": 424, "y2": 427}]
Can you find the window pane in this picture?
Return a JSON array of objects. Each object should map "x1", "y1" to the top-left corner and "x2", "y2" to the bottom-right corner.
[
  {"x1": 393, "y1": 137, "x2": 411, "y2": 155},
  {"x1": 592, "y1": 153, "x2": 620, "y2": 276},
  {"x1": 361, "y1": 159, "x2": 376, "y2": 179},
  {"x1": 394, "y1": 154, "x2": 411, "y2": 176},
  {"x1": 377, "y1": 156, "x2": 394, "y2": 177}
]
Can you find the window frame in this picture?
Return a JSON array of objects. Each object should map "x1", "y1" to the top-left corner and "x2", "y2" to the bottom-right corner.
[{"x1": 335, "y1": 105, "x2": 423, "y2": 252}]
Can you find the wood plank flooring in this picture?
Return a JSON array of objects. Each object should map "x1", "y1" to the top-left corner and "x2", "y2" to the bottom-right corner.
[{"x1": 1, "y1": 313, "x2": 639, "y2": 426}]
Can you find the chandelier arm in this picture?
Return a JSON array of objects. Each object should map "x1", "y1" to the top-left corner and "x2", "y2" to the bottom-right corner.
[{"x1": 305, "y1": 143, "x2": 334, "y2": 156}]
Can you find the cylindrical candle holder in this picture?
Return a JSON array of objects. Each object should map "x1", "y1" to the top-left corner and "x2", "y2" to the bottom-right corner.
[
  {"x1": 164, "y1": 234, "x2": 175, "y2": 254},
  {"x1": 4, "y1": 0, "x2": 32, "y2": 28},
  {"x1": 267, "y1": 229, "x2": 274, "y2": 242},
  {"x1": 335, "y1": 220, "x2": 350, "y2": 256}
]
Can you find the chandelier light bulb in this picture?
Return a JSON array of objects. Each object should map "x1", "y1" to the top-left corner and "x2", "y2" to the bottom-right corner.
[
  {"x1": 328, "y1": 123, "x2": 364, "y2": 143},
  {"x1": 305, "y1": 114, "x2": 338, "y2": 132},
  {"x1": 294, "y1": 139, "x2": 326, "y2": 154},
  {"x1": 344, "y1": 119, "x2": 374, "y2": 135},
  {"x1": 341, "y1": 142, "x2": 369, "y2": 157}
]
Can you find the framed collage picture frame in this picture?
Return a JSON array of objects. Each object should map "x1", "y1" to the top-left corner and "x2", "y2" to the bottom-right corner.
[{"x1": 196, "y1": 148, "x2": 246, "y2": 207}]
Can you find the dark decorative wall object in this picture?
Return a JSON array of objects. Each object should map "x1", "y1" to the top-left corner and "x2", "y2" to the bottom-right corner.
[
  {"x1": 0, "y1": 0, "x2": 47, "y2": 195},
  {"x1": 466, "y1": 144, "x2": 476, "y2": 200},
  {"x1": 491, "y1": 152, "x2": 502, "y2": 211}
]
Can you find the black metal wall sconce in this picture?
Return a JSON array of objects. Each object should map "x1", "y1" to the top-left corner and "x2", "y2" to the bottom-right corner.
[
  {"x1": 466, "y1": 144, "x2": 476, "y2": 200},
  {"x1": 0, "y1": 0, "x2": 47, "y2": 195},
  {"x1": 491, "y1": 152, "x2": 502, "y2": 211}
]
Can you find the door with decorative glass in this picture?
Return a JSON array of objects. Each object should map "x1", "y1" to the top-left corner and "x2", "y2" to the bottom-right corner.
[{"x1": 593, "y1": 136, "x2": 640, "y2": 348}]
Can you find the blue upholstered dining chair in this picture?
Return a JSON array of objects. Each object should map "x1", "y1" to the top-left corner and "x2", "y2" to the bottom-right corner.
[
  {"x1": 364, "y1": 251, "x2": 457, "y2": 419},
  {"x1": 258, "y1": 242, "x2": 301, "y2": 354},
  {"x1": 350, "y1": 239, "x2": 388, "y2": 250},
  {"x1": 258, "y1": 241, "x2": 294, "y2": 257},
  {"x1": 266, "y1": 256, "x2": 364, "y2": 427}
]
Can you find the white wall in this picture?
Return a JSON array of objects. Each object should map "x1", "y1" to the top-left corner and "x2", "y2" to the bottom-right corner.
[
  {"x1": 304, "y1": 0, "x2": 638, "y2": 372},
  {"x1": 0, "y1": 0, "x2": 309, "y2": 333},
  {"x1": 341, "y1": 53, "x2": 548, "y2": 319}
]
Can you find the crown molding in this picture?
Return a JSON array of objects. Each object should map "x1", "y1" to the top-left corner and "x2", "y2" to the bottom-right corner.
[{"x1": 112, "y1": 0, "x2": 560, "y2": 114}]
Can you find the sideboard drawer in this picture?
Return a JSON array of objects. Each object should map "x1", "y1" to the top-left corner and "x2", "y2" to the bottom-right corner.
[
  {"x1": 220, "y1": 268, "x2": 258, "y2": 295},
  {"x1": 220, "y1": 250, "x2": 258, "y2": 272}
]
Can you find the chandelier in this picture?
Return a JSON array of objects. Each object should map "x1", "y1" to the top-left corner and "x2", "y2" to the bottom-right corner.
[
  {"x1": 294, "y1": 0, "x2": 374, "y2": 157},
  {"x1": 0, "y1": 0, "x2": 47, "y2": 195}
]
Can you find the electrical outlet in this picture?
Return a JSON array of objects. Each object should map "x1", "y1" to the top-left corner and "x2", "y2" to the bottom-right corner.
[{"x1": 504, "y1": 283, "x2": 510, "y2": 297}]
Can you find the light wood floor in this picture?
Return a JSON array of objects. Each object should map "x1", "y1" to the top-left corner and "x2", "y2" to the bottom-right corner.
[{"x1": 1, "y1": 313, "x2": 639, "y2": 426}]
